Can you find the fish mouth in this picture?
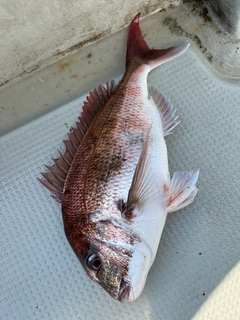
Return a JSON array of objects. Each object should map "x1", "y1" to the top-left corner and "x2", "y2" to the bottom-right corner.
[{"x1": 118, "y1": 278, "x2": 132, "y2": 302}]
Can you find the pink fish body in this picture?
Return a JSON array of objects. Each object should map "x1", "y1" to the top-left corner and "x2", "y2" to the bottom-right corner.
[{"x1": 39, "y1": 13, "x2": 198, "y2": 302}]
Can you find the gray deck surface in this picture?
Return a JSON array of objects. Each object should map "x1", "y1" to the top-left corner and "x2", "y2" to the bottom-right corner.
[{"x1": 1, "y1": 11, "x2": 240, "y2": 320}]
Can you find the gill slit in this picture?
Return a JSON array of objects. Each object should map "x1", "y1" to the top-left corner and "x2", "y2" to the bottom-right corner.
[{"x1": 109, "y1": 216, "x2": 154, "y2": 259}]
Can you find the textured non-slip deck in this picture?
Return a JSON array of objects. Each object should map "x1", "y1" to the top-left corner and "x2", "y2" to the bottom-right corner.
[{"x1": 1, "y1": 19, "x2": 240, "y2": 320}]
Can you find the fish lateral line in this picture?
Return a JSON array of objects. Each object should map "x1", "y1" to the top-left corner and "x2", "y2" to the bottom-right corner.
[{"x1": 38, "y1": 12, "x2": 198, "y2": 303}]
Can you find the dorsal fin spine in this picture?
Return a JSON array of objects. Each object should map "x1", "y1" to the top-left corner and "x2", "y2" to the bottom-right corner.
[
  {"x1": 53, "y1": 158, "x2": 68, "y2": 174},
  {"x1": 63, "y1": 140, "x2": 75, "y2": 158},
  {"x1": 39, "y1": 80, "x2": 118, "y2": 201},
  {"x1": 67, "y1": 132, "x2": 78, "y2": 150},
  {"x1": 41, "y1": 172, "x2": 63, "y2": 191},
  {"x1": 45, "y1": 165, "x2": 65, "y2": 182},
  {"x1": 73, "y1": 125, "x2": 82, "y2": 143},
  {"x1": 76, "y1": 121, "x2": 85, "y2": 138},
  {"x1": 58, "y1": 150, "x2": 71, "y2": 166}
]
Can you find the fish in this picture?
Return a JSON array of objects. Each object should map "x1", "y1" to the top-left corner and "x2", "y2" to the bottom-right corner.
[{"x1": 39, "y1": 13, "x2": 199, "y2": 302}]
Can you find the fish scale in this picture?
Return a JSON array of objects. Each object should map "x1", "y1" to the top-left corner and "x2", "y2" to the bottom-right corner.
[
  {"x1": 67, "y1": 87, "x2": 150, "y2": 214},
  {"x1": 39, "y1": 13, "x2": 199, "y2": 302}
]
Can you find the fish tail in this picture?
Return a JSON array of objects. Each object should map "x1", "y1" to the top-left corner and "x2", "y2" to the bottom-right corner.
[{"x1": 126, "y1": 13, "x2": 189, "y2": 69}]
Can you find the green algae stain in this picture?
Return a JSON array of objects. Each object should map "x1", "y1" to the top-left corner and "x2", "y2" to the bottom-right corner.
[{"x1": 163, "y1": 17, "x2": 213, "y2": 62}]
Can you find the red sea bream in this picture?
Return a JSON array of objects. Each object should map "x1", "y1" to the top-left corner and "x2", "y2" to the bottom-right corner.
[{"x1": 39, "y1": 13, "x2": 199, "y2": 302}]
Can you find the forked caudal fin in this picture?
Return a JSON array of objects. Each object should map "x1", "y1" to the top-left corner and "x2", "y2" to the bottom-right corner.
[{"x1": 126, "y1": 13, "x2": 190, "y2": 69}]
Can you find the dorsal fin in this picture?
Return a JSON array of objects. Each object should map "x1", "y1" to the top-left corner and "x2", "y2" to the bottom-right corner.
[{"x1": 38, "y1": 80, "x2": 118, "y2": 202}]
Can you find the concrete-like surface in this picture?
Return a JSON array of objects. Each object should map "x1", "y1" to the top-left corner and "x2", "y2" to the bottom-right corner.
[
  {"x1": 0, "y1": 0, "x2": 179, "y2": 88},
  {"x1": 1, "y1": 1, "x2": 240, "y2": 136},
  {"x1": 204, "y1": 0, "x2": 240, "y2": 37},
  {"x1": 1, "y1": 18, "x2": 240, "y2": 319}
]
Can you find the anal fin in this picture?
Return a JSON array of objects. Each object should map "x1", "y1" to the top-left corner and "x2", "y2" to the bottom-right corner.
[
  {"x1": 149, "y1": 86, "x2": 179, "y2": 136},
  {"x1": 167, "y1": 171, "x2": 199, "y2": 213}
]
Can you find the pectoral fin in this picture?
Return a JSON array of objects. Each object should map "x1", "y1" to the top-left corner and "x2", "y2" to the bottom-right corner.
[
  {"x1": 123, "y1": 126, "x2": 158, "y2": 220},
  {"x1": 166, "y1": 171, "x2": 199, "y2": 213}
]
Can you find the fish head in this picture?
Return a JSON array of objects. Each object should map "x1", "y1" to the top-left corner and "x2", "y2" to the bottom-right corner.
[
  {"x1": 73, "y1": 219, "x2": 151, "y2": 302},
  {"x1": 83, "y1": 245, "x2": 132, "y2": 302}
]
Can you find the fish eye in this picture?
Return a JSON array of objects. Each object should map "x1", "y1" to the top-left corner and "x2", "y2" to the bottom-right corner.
[{"x1": 87, "y1": 254, "x2": 102, "y2": 271}]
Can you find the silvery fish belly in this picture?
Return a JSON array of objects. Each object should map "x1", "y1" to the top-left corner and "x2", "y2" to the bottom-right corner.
[{"x1": 39, "y1": 13, "x2": 199, "y2": 302}]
